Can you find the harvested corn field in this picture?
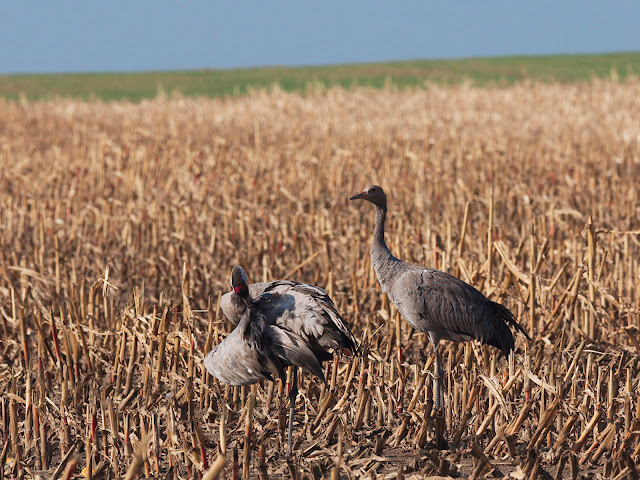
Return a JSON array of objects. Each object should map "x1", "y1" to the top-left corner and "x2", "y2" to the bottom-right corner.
[{"x1": 1, "y1": 81, "x2": 640, "y2": 479}]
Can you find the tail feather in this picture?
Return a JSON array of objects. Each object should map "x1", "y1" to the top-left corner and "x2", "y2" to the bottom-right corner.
[
  {"x1": 496, "y1": 302, "x2": 531, "y2": 340},
  {"x1": 486, "y1": 320, "x2": 515, "y2": 357},
  {"x1": 313, "y1": 350, "x2": 334, "y2": 363},
  {"x1": 488, "y1": 302, "x2": 529, "y2": 357},
  {"x1": 321, "y1": 305, "x2": 359, "y2": 353}
]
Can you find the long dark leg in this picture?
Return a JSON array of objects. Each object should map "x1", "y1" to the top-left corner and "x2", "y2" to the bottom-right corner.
[
  {"x1": 287, "y1": 367, "x2": 298, "y2": 457},
  {"x1": 433, "y1": 342, "x2": 447, "y2": 449},
  {"x1": 434, "y1": 345, "x2": 444, "y2": 409}
]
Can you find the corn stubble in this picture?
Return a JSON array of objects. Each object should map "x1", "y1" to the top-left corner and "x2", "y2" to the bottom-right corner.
[{"x1": 1, "y1": 80, "x2": 639, "y2": 479}]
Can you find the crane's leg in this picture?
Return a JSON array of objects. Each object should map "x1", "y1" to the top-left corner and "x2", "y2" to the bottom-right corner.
[
  {"x1": 433, "y1": 343, "x2": 447, "y2": 449},
  {"x1": 287, "y1": 367, "x2": 299, "y2": 457},
  {"x1": 434, "y1": 345, "x2": 444, "y2": 410}
]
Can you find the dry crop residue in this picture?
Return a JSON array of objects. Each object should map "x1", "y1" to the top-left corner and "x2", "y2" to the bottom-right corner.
[{"x1": 1, "y1": 81, "x2": 639, "y2": 479}]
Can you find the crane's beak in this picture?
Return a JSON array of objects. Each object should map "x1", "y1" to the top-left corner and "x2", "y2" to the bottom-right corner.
[{"x1": 349, "y1": 191, "x2": 367, "y2": 201}]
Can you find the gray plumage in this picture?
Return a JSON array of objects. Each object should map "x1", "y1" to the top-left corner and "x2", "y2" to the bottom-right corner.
[
  {"x1": 204, "y1": 292, "x2": 325, "y2": 386},
  {"x1": 349, "y1": 185, "x2": 529, "y2": 418},
  {"x1": 206, "y1": 265, "x2": 356, "y2": 456},
  {"x1": 372, "y1": 251, "x2": 524, "y2": 358},
  {"x1": 220, "y1": 271, "x2": 357, "y2": 354}
]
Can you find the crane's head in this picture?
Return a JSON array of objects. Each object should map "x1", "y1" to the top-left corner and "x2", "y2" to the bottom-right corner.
[
  {"x1": 349, "y1": 185, "x2": 387, "y2": 208},
  {"x1": 230, "y1": 266, "x2": 250, "y2": 297}
]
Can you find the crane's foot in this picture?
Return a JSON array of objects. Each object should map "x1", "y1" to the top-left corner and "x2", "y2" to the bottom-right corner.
[
  {"x1": 434, "y1": 408, "x2": 448, "y2": 450},
  {"x1": 286, "y1": 368, "x2": 299, "y2": 458},
  {"x1": 286, "y1": 402, "x2": 295, "y2": 458}
]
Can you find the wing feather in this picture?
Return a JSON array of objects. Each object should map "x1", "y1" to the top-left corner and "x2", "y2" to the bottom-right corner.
[
  {"x1": 266, "y1": 325, "x2": 326, "y2": 383},
  {"x1": 222, "y1": 279, "x2": 357, "y2": 352},
  {"x1": 204, "y1": 327, "x2": 280, "y2": 386}
]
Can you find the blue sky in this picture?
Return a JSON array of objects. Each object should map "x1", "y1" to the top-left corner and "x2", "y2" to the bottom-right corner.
[{"x1": 1, "y1": 2, "x2": 639, "y2": 74}]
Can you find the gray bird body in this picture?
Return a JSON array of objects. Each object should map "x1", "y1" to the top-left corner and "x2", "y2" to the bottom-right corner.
[
  {"x1": 372, "y1": 240, "x2": 519, "y2": 356},
  {"x1": 205, "y1": 292, "x2": 326, "y2": 387},
  {"x1": 220, "y1": 279, "x2": 357, "y2": 353}
]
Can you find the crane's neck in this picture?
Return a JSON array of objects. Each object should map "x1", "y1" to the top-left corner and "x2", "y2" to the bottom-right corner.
[
  {"x1": 238, "y1": 293, "x2": 262, "y2": 342},
  {"x1": 231, "y1": 291, "x2": 246, "y2": 311},
  {"x1": 234, "y1": 289, "x2": 257, "y2": 314},
  {"x1": 370, "y1": 204, "x2": 398, "y2": 274},
  {"x1": 372, "y1": 204, "x2": 388, "y2": 250}
]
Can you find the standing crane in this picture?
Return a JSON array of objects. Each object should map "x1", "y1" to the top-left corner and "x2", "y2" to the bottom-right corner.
[
  {"x1": 206, "y1": 266, "x2": 357, "y2": 456},
  {"x1": 349, "y1": 185, "x2": 529, "y2": 444}
]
